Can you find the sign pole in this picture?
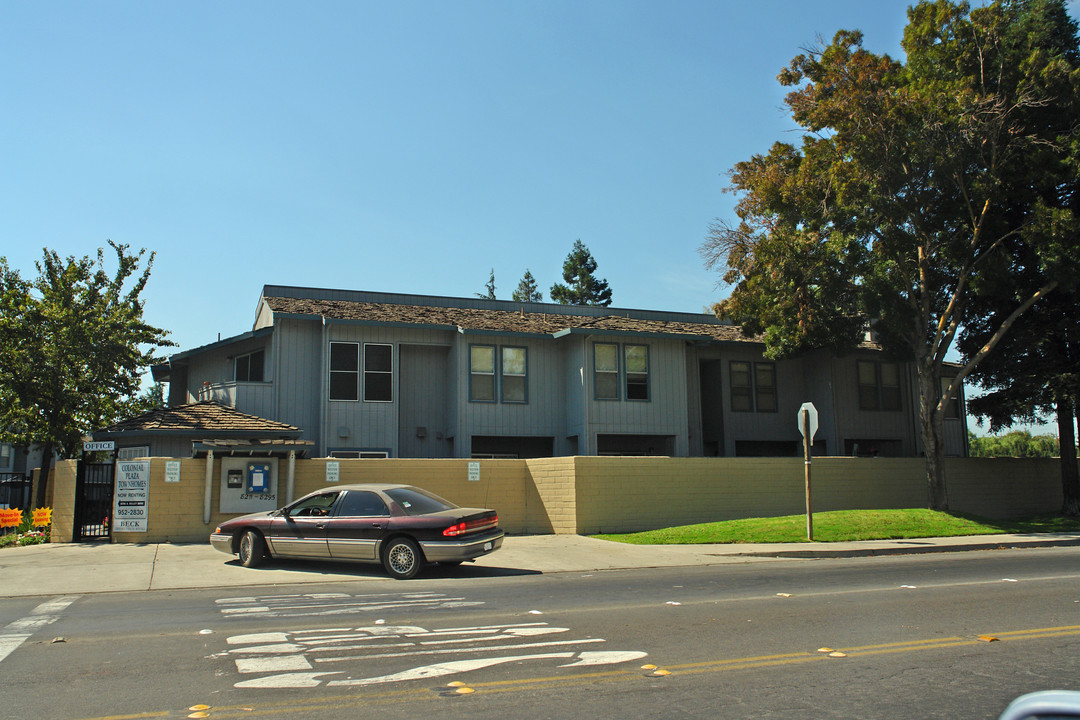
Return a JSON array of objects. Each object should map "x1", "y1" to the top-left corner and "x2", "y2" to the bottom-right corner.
[{"x1": 803, "y1": 408, "x2": 813, "y2": 541}]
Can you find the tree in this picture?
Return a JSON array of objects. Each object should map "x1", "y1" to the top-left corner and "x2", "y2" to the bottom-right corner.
[
  {"x1": 968, "y1": 430, "x2": 1064, "y2": 458},
  {"x1": 512, "y1": 270, "x2": 543, "y2": 303},
  {"x1": 475, "y1": 269, "x2": 496, "y2": 300},
  {"x1": 550, "y1": 240, "x2": 613, "y2": 306},
  {"x1": 701, "y1": 0, "x2": 1080, "y2": 510},
  {"x1": 0, "y1": 242, "x2": 174, "y2": 505}
]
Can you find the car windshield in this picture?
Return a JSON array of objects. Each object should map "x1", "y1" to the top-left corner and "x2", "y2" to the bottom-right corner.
[{"x1": 385, "y1": 487, "x2": 457, "y2": 515}]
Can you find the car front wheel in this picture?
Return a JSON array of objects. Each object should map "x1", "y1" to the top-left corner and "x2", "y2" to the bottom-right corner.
[
  {"x1": 238, "y1": 530, "x2": 265, "y2": 568},
  {"x1": 383, "y1": 537, "x2": 423, "y2": 579}
]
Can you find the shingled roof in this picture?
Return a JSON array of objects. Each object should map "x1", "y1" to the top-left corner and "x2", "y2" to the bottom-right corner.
[
  {"x1": 96, "y1": 401, "x2": 302, "y2": 437},
  {"x1": 263, "y1": 295, "x2": 758, "y2": 344}
]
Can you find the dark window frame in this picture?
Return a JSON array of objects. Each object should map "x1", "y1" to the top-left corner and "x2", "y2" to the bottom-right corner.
[
  {"x1": 730, "y1": 360, "x2": 776, "y2": 412},
  {"x1": 329, "y1": 342, "x2": 360, "y2": 401},
  {"x1": 624, "y1": 344, "x2": 650, "y2": 401},
  {"x1": 858, "y1": 360, "x2": 902, "y2": 412},
  {"x1": 363, "y1": 343, "x2": 394, "y2": 403},
  {"x1": 234, "y1": 349, "x2": 265, "y2": 382}
]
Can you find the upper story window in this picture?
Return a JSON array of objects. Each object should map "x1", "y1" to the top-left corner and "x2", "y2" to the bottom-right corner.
[
  {"x1": 501, "y1": 347, "x2": 527, "y2": 403},
  {"x1": 470, "y1": 345, "x2": 528, "y2": 403},
  {"x1": 329, "y1": 342, "x2": 359, "y2": 401},
  {"x1": 364, "y1": 344, "x2": 393, "y2": 402},
  {"x1": 234, "y1": 349, "x2": 265, "y2": 382},
  {"x1": 730, "y1": 360, "x2": 777, "y2": 412},
  {"x1": 470, "y1": 345, "x2": 496, "y2": 402},
  {"x1": 0, "y1": 442, "x2": 13, "y2": 470},
  {"x1": 594, "y1": 344, "x2": 619, "y2": 400},
  {"x1": 858, "y1": 360, "x2": 901, "y2": 411},
  {"x1": 594, "y1": 343, "x2": 652, "y2": 401},
  {"x1": 624, "y1": 344, "x2": 649, "y2": 401}
]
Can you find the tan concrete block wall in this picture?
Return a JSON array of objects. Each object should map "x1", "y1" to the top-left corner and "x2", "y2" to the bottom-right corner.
[
  {"x1": 523, "y1": 457, "x2": 578, "y2": 534},
  {"x1": 569, "y1": 456, "x2": 1065, "y2": 534},
  {"x1": 945, "y1": 457, "x2": 1064, "y2": 518},
  {"x1": 48, "y1": 455, "x2": 1069, "y2": 543},
  {"x1": 50, "y1": 461, "x2": 78, "y2": 543},
  {"x1": 112, "y1": 459, "x2": 223, "y2": 544}
]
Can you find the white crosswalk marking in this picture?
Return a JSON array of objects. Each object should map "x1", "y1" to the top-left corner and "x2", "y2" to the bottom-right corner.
[
  {"x1": 0, "y1": 596, "x2": 80, "y2": 664},
  {"x1": 215, "y1": 591, "x2": 481, "y2": 618},
  {"x1": 219, "y1": 606, "x2": 648, "y2": 689}
]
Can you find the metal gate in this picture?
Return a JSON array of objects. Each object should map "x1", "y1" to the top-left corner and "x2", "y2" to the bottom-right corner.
[
  {"x1": 74, "y1": 462, "x2": 114, "y2": 541},
  {"x1": 0, "y1": 472, "x2": 32, "y2": 511}
]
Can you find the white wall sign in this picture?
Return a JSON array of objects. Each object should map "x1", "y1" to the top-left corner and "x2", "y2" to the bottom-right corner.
[
  {"x1": 326, "y1": 461, "x2": 340, "y2": 483},
  {"x1": 468, "y1": 462, "x2": 481, "y2": 482},
  {"x1": 84, "y1": 441, "x2": 115, "y2": 452},
  {"x1": 113, "y1": 460, "x2": 150, "y2": 533},
  {"x1": 165, "y1": 460, "x2": 181, "y2": 483},
  {"x1": 219, "y1": 457, "x2": 279, "y2": 514}
]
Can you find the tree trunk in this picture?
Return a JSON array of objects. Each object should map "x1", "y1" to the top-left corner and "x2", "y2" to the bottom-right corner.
[
  {"x1": 917, "y1": 362, "x2": 949, "y2": 511},
  {"x1": 1062, "y1": 396, "x2": 1080, "y2": 517},
  {"x1": 33, "y1": 441, "x2": 53, "y2": 509}
]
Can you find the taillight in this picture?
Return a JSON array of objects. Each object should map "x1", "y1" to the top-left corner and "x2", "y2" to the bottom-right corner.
[{"x1": 443, "y1": 514, "x2": 498, "y2": 537}]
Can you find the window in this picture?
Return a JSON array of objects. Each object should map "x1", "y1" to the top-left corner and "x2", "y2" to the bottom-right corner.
[
  {"x1": 730, "y1": 361, "x2": 775, "y2": 412},
  {"x1": 234, "y1": 349, "x2": 264, "y2": 382},
  {"x1": 624, "y1": 345, "x2": 649, "y2": 400},
  {"x1": 288, "y1": 491, "x2": 340, "y2": 517},
  {"x1": 470, "y1": 345, "x2": 496, "y2": 402},
  {"x1": 730, "y1": 361, "x2": 752, "y2": 412},
  {"x1": 329, "y1": 450, "x2": 389, "y2": 459},
  {"x1": 364, "y1": 343, "x2": 393, "y2": 402},
  {"x1": 0, "y1": 443, "x2": 12, "y2": 470},
  {"x1": 858, "y1": 360, "x2": 902, "y2": 411},
  {"x1": 329, "y1": 342, "x2": 359, "y2": 401},
  {"x1": 470, "y1": 345, "x2": 528, "y2": 403},
  {"x1": 755, "y1": 362, "x2": 776, "y2": 412},
  {"x1": 117, "y1": 446, "x2": 150, "y2": 460},
  {"x1": 594, "y1": 344, "x2": 619, "y2": 400},
  {"x1": 338, "y1": 490, "x2": 389, "y2": 517},
  {"x1": 501, "y1": 347, "x2": 527, "y2": 403}
]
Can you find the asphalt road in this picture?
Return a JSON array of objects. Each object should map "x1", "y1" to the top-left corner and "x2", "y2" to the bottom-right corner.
[{"x1": 2, "y1": 547, "x2": 1078, "y2": 720}]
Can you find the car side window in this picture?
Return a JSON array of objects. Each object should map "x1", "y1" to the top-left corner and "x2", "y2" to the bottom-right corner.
[
  {"x1": 289, "y1": 492, "x2": 340, "y2": 517},
  {"x1": 337, "y1": 491, "x2": 390, "y2": 517}
]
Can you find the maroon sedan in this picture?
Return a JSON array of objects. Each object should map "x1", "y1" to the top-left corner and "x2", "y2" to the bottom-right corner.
[{"x1": 210, "y1": 483, "x2": 503, "y2": 579}]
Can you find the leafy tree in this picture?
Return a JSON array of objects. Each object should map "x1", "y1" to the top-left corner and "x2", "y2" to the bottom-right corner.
[
  {"x1": 476, "y1": 269, "x2": 496, "y2": 300},
  {"x1": 969, "y1": 430, "x2": 1065, "y2": 458},
  {"x1": 512, "y1": 270, "x2": 543, "y2": 303},
  {"x1": 0, "y1": 242, "x2": 174, "y2": 505},
  {"x1": 550, "y1": 240, "x2": 613, "y2": 306},
  {"x1": 701, "y1": 0, "x2": 1080, "y2": 510}
]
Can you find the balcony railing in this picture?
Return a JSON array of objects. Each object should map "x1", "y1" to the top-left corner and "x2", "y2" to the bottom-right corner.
[{"x1": 198, "y1": 381, "x2": 274, "y2": 419}]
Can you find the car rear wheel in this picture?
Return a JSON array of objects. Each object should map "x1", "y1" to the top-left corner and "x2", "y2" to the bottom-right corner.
[
  {"x1": 238, "y1": 530, "x2": 265, "y2": 568},
  {"x1": 383, "y1": 537, "x2": 423, "y2": 579}
]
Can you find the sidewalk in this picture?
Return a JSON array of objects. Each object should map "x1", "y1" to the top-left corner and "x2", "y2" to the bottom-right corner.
[{"x1": 1, "y1": 532, "x2": 1078, "y2": 598}]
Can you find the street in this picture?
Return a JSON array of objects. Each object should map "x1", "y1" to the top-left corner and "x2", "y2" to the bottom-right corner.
[{"x1": 1, "y1": 547, "x2": 1078, "y2": 720}]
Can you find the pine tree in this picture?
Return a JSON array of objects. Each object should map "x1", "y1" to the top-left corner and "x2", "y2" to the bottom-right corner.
[
  {"x1": 550, "y1": 240, "x2": 612, "y2": 306},
  {"x1": 512, "y1": 270, "x2": 543, "y2": 303}
]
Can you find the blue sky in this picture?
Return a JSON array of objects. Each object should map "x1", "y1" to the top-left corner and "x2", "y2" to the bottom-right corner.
[{"x1": 2, "y1": 1, "x2": 1076, "y2": 433}]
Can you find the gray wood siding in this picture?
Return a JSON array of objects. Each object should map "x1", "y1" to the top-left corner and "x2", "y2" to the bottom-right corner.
[
  {"x1": 454, "y1": 335, "x2": 567, "y2": 456},
  {"x1": 831, "y1": 352, "x2": 918, "y2": 456},
  {"x1": 399, "y1": 345, "x2": 451, "y2": 458},
  {"x1": 583, "y1": 335, "x2": 689, "y2": 455},
  {"x1": 323, "y1": 323, "x2": 454, "y2": 456},
  {"x1": 271, "y1": 319, "x2": 322, "y2": 447},
  {"x1": 562, "y1": 337, "x2": 586, "y2": 454}
]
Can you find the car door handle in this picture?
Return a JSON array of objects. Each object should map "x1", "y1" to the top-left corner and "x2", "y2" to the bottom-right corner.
[
  {"x1": 371, "y1": 523, "x2": 385, "y2": 530},
  {"x1": 315, "y1": 523, "x2": 326, "y2": 529}
]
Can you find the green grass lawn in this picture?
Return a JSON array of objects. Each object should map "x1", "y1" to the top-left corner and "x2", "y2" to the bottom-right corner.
[{"x1": 592, "y1": 509, "x2": 1080, "y2": 545}]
